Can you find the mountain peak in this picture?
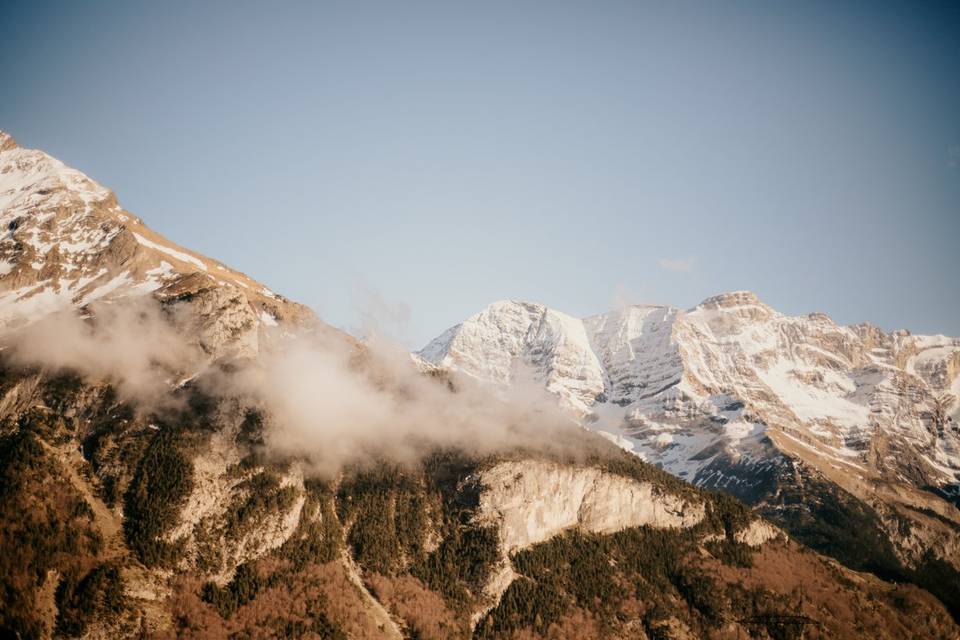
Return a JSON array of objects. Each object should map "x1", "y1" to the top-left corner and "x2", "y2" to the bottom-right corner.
[
  {"x1": 0, "y1": 132, "x2": 322, "y2": 356},
  {"x1": 0, "y1": 130, "x2": 18, "y2": 152},
  {"x1": 483, "y1": 299, "x2": 549, "y2": 314},
  {"x1": 695, "y1": 290, "x2": 762, "y2": 309}
]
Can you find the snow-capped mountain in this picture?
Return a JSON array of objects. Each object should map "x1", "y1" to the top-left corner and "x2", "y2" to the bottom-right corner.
[
  {"x1": 421, "y1": 294, "x2": 960, "y2": 485},
  {"x1": 0, "y1": 130, "x2": 318, "y2": 358},
  {"x1": 421, "y1": 294, "x2": 960, "y2": 579}
]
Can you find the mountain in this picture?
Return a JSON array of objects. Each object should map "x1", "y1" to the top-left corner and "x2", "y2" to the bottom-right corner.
[
  {"x1": 0, "y1": 130, "x2": 319, "y2": 359},
  {"x1": 419, "y1": 295, "x2": 960, "y2": 489},
  {"x1": 420, "y1": 296, "x2": 960, "y2": 616},
  {"x1": 1, "y1": 132, "x2": 958, "y2": 640}
]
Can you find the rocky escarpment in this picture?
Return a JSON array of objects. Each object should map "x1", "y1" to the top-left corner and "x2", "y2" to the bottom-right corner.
[
  {"x1": 473, "y1": 460, "x2": 706, "y2": 619},
  {"x1": 163, "y1": 426, "x2": 307, "y2": 584},
  {"x1": 477, "y1": 460, "x2": 704, "y2": 551},
  {"x1": 732, "y1": 519, "x2": 780, "y2": 546}
]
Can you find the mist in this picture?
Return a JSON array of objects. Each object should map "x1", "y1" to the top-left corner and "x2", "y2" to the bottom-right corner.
[
  {"x1": 216, "y1": 329, "x2": 577, "y2": 475},
  {"x1": 3, "y1": 294, "x2": 577, "y2": 474},
  {"x1": 4, "y1": 298, "x2": 204, "y2": 403}
]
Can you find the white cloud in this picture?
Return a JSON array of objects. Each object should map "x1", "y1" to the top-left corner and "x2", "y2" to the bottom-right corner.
[{"x1": 658, "y1": 257, "x2": 696, "y2": 272}]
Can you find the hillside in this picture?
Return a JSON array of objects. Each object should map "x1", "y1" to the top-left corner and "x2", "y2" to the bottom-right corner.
[{"x1": 2, "y1": 364, "x2": 957, "y2": 639}]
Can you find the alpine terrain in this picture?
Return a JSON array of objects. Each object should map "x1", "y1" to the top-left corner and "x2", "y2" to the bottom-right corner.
[
  {"x1": 419, "y1": 296, "x2": 960, "y2": 620},
  {"x1": 1, "y1": 129, "x2": 959, "y2": 640}
]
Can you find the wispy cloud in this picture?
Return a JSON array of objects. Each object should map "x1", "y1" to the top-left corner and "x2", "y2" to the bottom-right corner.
[
  {"x1": 612, "y1": 283, "x2": 635, "y2": 309},
  {"x1": 658, "y1": 257, "x2": 696, "y2": 273},
  {"x1": 352, "y1": 279, "x2": 412, "y2": 344}
]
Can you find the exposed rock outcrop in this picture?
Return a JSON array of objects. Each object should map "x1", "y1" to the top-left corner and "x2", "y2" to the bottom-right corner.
[{"x1": 477, "y1": 460, "x2": 704, "y2": 551}]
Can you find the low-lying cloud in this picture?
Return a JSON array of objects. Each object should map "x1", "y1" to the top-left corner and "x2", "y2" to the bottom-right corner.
[
  {"x1": 217, "y1": 330, "x2": 574, "y2": 475},
  {"x1": 4, "y1": 298, "x2": 203, "y2": 403},
  {"x1": 3, "y1": 294, "x2": 576, "y2": 474}
]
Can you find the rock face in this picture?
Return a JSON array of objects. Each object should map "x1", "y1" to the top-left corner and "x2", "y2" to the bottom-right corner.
[
  {"x1": 164, "y1": 425, "x2": 307, "y2": 584},
  {"x1": 0, "y1": 130, "x2": 319, "y2": 359},
  {"x1": 733, "y1": 519, "x2": 780, "y2": 547},
  {"x1": 476, "y1": 460, "x2": 704, "y2": 552},
  {"x1": 472, "y1": 459, "x2": 707, "y2": 619}
]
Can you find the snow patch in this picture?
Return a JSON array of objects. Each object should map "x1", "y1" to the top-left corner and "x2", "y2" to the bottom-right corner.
[
  {"x1": 132, "y1": 232, "x2": 207, "y2": 271},
  {"x1": 259, "y1": 310, "x2": 278, "y2": 327}
]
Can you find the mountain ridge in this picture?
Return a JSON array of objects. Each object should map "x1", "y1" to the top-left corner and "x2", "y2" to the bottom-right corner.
[
  {"x1": 419, "y1": 295, "x2": 960, "y2": 482},
  {"x1": 419, "y1": 294, "x2": 960, "y2": 616}
]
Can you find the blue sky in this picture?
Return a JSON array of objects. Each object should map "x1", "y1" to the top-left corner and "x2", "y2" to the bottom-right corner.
[{"x1": 2, "y1": 1, "x2": 958, "y2": 346}]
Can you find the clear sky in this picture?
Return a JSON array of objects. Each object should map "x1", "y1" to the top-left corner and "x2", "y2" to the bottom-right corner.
[{"x1": 2, "y1": 1, "x2": 958, "y2": 347}]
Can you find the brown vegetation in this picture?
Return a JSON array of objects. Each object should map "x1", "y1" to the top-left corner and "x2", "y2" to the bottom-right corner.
[
  {"x1": 367, "y1": 574, "x2": 466, "y2": 640},
  {"x1": 705, "y1": 540, "x2": 958, "y2": 640}
]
